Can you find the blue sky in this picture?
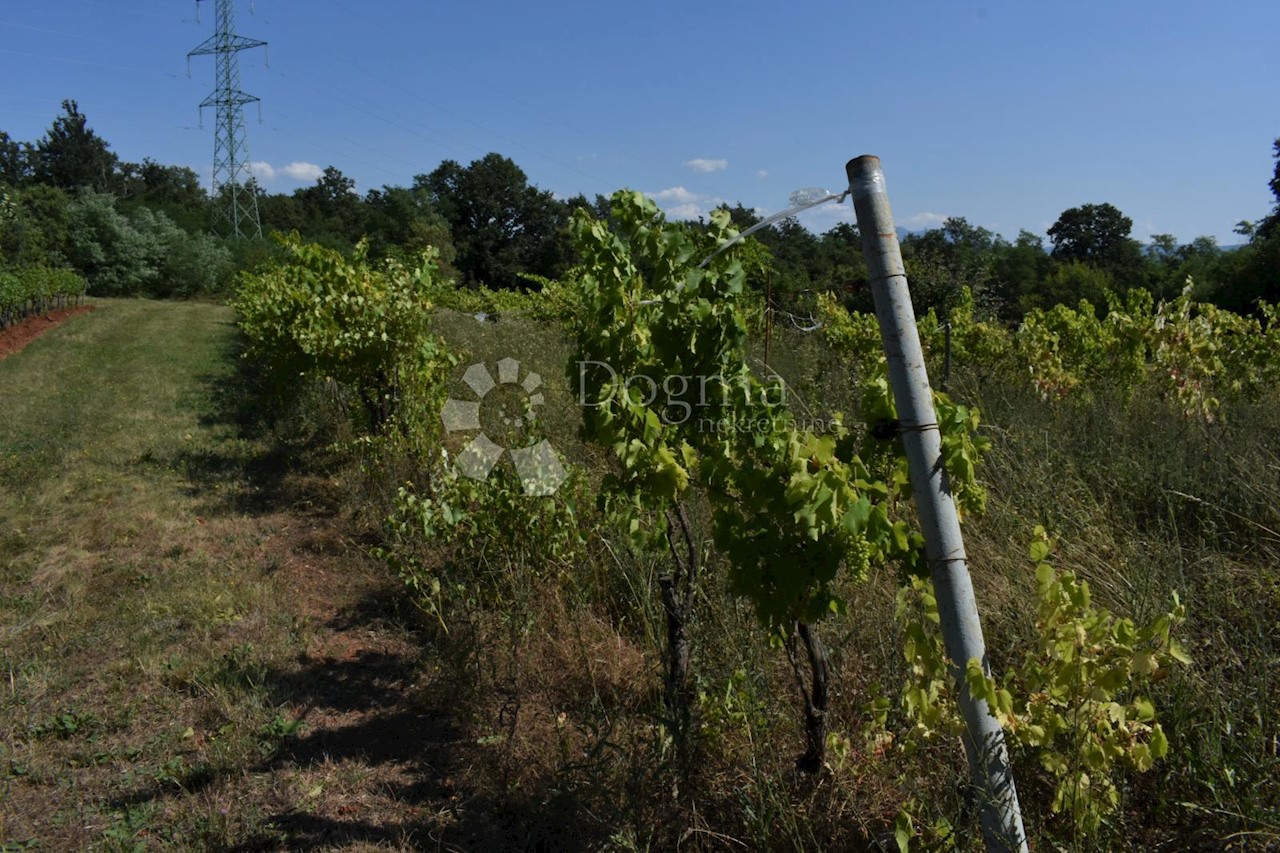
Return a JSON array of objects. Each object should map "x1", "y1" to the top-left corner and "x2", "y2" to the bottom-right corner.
[{"x1": 2, "y1": 0, "x2": 1277, "y2": 244}]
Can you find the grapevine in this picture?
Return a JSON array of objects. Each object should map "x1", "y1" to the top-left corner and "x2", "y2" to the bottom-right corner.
[
  {"x1": 569, "y1": 191, "x2": 992, "y2": 768},
  {"x1": 233, "y1": 233, "x2": 449, "y2": 443}
]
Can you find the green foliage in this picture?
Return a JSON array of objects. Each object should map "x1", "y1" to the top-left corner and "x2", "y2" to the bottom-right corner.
[
  {"x1": 362, "y1": 183, "x2": 458, "y2": 274},
  {"x1": 0, "y1": 188, "x2": 15, "y2": 243},
  {"x1": 900, "y1": 218, "x2": 997, "y2": 317},
  {"x1": 0, "y1": 184, "x2": 73, "y2": 268},
  {"x1": 1029, "y1": 260, "x2": 1115, "y2": 313},
  {"x1": 1258, "y1": 136, "x2": 1280, "y2": 240},
  {"x1": 65, "y1": 189, "x2": 159, "y2": 295},
  {"x1": 421, "y1": 153, "x2": 571, "y2": 290},
  {"x1": 825, "y1": 272, "x2": 1280, "y2": 426},
  {"x1": 61, "y1": 190, "x2": 232, "y2": 297},
  {"x1": 989, "y1": 230, "x2": 1051, "y2": 320},
  {"x1": 570, "y1": 191, "x2": 892, "y2": 628},
  {"x1": 1015, "y1": 290, "x2": 1149, "y2": 401},
  {"x1": 380, "y1": 464, "x2": 586, "y2": 630},
  {"x1": 1047, "y1": 203, "x2": 1145, "y2": 282},
  {"x1": 288, "y1": 165, "x2": 366, "y2": 247},
  {"x1": 1013, "y1": 280, "x2": 1280, "y2": 420},
  {"x1": 115, "y1": 158, "x2": 209, "y2": 235},
  {"x1": 0, "y1": 265, "x2": 85, "y2": 328},
  {"x1": 571, "y1": 190, "x2": 743, "y2": 521},
  {"x1": 1148, "y1": 280, "x2": 1280, "y2": 421},
  {"x1": 128, "y1": 206, "x2": 233, "y2": 297},
  {"x1": 33, "y1": 99, "x2": 118, "y2": 193},
  {"x1": 430, "y1": 270, "x2": 582, "y2": 323},
  {"x1": 815, "y1": 291, "x2": 994, "y2": 526},
  {"x1": 886, "y1": 527, "x2": 1188, "y2": 839},
  {"x1": 31, "y1": 708, "x2": 97, "y2": 740},
  {"x1": 233, "y1": 233, "x2": 449, "y2": 440},
  {"x1": 0, "y1": 130, "x2": 33, "y2": 185}
]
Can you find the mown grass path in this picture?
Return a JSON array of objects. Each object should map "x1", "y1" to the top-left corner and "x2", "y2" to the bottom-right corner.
[{"x1": 0, "y1": 299, "x2": 451, "y2": 850}]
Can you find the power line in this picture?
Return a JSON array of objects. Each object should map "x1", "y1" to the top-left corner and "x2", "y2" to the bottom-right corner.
[
  {"x1": 306, "y1": 56, "x2": 614, "y2": 189},
  {"x1": 261, "y1": 120, "x2": 403, "y2": 189},
  {"x1": 265, "y1": 107, "x2": 434, "y2": 178},
  {"x1": 0, "y1": 47, "x2": 179, "y2": 77},
  {"x1": 0, "y1": 19, "x2": 94, "y2": 40},
  {"x1": 260, "y1": 10, "x2": 617, "y2": 192},
  {"x1": 273, "y1": 69, "x2": 471, "y2": 162}
]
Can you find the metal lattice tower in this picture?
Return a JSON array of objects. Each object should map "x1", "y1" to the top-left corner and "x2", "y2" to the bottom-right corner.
[{"x1": 188, "y1": 0, "x2": 266, "y2": 238}]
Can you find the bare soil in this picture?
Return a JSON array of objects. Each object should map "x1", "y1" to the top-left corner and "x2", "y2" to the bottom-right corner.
[{"x1": 0, "y1": 305, "x2": 95, "y2": 360}]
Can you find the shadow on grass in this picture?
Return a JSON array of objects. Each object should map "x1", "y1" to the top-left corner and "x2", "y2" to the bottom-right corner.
[
  {"x1": 227, "y1": 590, "x2": 605, "y2": 851},
  {"x1": 118, "y1": 324, "x2": 612, "y2": 849},
  {"x1": 162, "y1": 322, "x2": 347, "y2": 518},
  {"x1": 104, "y1": 581, "x2": 607, "y2": 850}
]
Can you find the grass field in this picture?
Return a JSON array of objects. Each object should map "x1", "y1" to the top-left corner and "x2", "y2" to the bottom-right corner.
[{"x1": 0, "y1": 300, "x2": 457, "y2": 849}]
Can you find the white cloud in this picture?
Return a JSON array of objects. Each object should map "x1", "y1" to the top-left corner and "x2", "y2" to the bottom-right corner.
[
  {"x1": 900, "y1": 212, "x2": 949, "y2": 230},
  {"x1": 650, "y1": 186, "x2": 726, "y2": 221},
  {"x1": 653, "y1": 186, "x2": 699, "y2": 204},
  {"x1": 247, "y1": 160, "x2": 324, "y2": 184},
  {"x1": 756, "y1": 169, "x2": 769, "y2": 178},
  {"x1": 684, "y1": 158, "x2": 728, "y2": 173},
  {"x1": 281, "y1": 161, "x2": 324, "y2": 182},
  {"x1": 796, "y1": 202, "x2": 854, "y2": 233},
  {"x1": 666, "y1": 203, "x2": 704, "y2": 219}
]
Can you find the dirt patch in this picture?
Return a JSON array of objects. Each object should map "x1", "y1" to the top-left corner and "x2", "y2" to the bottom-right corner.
[{"x1": 0, "y1": 305, "x2": 95, "y2": 359}]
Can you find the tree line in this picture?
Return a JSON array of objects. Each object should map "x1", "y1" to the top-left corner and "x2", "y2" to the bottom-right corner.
[{"x1": 3, "y1": 100, "x2": 1276, "y2": 320}]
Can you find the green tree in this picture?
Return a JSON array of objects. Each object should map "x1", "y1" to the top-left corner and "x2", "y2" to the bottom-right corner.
[
  {"x1": 991, "y1": 230, "x2": 1052, "y2": 321},
  {"x1": 753, "y1": 216, "x2": 821, "y2": 293},
  {"x1": 1048, "y1": 203, "x2": 1133, "y2": 263},
  {"x1": 34, "y1": 100, "x2": 119, "y2": 193},
  {"x1": 418, "y1": 153, "x2": 569, "y2": 290},
  {"x1": 0, "y1": 184, "x2": 73, "y2": 267},
  {"x1": 1271, "y1": 136, "x2": 1280, "y2": 206},
  {"x1": 128, "y1": 206, "x2": 233, "y2": 297},
  {"x1": 65, "y1": 190, "x2": 159, "y2": 295},
  {"x1": 1048, "y1": 202, "x2": 1150, "y2": 293},
  {"x1": 816, "y1": 222, "x2": 867, "y2": 303},
  {"x1": 1258, "y1": 137, "x2": 1280, "y2": 240},
  {"x1": 362, "y1": 184, "x2": 457, "y2": 278},
  {"x1": 0, "y1": 131, "x2": 33, "y2": 186},
  {"x1": 1148, "y1": 233, "x2": 1179, "y2": 265},
  {"x1": 720, "y1": 201, "x2": 762, "y2": 232},
  {"x1": 1026, "y1": 260, "x2": 1114, "y2": 312},
  {"x1": 258, "y1": 190, "x2": 306, "y2": 238},
  {"x1": 118, "y1": 159, "x2": 209, "y2": 234},
  {"x1": 563, "y1": 192, "x2": 613, "y2": 222},
  {"x1": 294, "y1": 165, "x2": 365, "y2": 247},
  {"x1": 897, "y1": 217, "x2": 1000, "y2": 317}
]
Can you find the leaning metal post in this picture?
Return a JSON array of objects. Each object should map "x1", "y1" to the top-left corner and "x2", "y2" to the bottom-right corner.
[{"x1": 846, "y1": 155, "x2": 1028, "y2": 852}]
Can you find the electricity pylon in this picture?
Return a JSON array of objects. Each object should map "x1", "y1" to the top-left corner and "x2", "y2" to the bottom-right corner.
[{"x1": 188, "y1": 0, "x2": 266, "y2": 238}]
